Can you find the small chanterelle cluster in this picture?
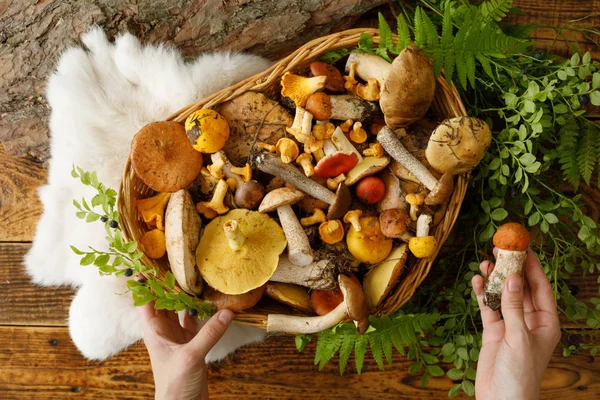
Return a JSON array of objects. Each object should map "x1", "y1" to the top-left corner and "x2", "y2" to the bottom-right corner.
[{"x1": 129, "y1": 45, "x2": 492, "y2": 334}]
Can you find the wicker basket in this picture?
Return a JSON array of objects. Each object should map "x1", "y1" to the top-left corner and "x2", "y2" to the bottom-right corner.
[{"x1": 118, "y1": 28, "x2": 468, "y2": 328}]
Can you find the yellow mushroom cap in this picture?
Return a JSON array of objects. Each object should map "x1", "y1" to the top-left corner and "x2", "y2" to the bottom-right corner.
[
  {"x1": 196, "y1": 209, "x2": 287, "y2": 294},
  {"x1": 408, "y1": 236, "x2": 437, "y2": 258},
  {"x1": 185, "y1": 109, "x2": 230, "y2": 153},
  {"x1": 137, "y1": 192, "x2": 172, "y2": 231},
  {"x1": 281, "y1": 72, "x2": 327, "y2": 107}
]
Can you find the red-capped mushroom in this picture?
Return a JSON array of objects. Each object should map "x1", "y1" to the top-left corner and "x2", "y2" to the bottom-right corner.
[
  {"x1": 314, "y1": 152, "x2": 359, "y2": 178},
  {"x1": 355, "y1": 176, "x2": 385, "y2": 204}
]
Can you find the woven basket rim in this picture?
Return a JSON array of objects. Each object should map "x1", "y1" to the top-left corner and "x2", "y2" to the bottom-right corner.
[{"x1": 118, "y1": 28, "x2": 469, "y2": 329}]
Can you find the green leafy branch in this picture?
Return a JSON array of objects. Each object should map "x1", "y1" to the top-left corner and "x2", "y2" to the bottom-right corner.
[{"x1": 70, "y1": 165, "x2": 215, "y2": 317}]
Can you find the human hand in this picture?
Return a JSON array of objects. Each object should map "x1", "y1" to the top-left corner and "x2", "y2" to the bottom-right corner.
[
  {"x1": 137, "y1": 303, "x2": 233, "y2": 400},
  {"x1": 472, "y1": 248, "x2": 561, "y2": 400}
]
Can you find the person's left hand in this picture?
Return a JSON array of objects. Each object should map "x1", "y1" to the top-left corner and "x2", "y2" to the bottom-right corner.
[{"x1": 137, "y1": 302, "x2": 233, "y2": 400}]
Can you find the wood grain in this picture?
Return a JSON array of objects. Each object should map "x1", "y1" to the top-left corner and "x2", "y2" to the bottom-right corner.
[
  {"x1": 0, "y1": 326, "x2": 598, "y2": 399},
  {"x1": 0, "y1": 152, "x2": 46, "y2": 242}
]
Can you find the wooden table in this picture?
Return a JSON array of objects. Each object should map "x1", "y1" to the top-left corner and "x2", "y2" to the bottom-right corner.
[{"x1": 1, "y1": 1, "x2": 599, "y2": 398}]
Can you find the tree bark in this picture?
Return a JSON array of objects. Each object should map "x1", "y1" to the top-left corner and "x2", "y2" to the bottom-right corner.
[{"x1": 0, "y1": 0, "x2": 386, "y2": 163}]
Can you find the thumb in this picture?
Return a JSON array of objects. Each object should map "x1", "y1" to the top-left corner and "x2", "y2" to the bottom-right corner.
[
  {"x1": 188, "y1": 309, "x2": 234, "y2": 358},
  {"x1": 501, "y1": 274, "x2": 528, "y2": 334}
]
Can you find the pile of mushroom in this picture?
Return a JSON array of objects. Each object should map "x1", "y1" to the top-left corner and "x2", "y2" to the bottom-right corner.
[{"x1": 129, "y1": 43, "x2": 492, "y2": 334}]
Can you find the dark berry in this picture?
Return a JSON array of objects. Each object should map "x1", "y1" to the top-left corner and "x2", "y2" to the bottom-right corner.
[
  {"x1": 124, "y1": 268, "x2": 133, "y2": 277},
  {"x1": 520, "y1": 68, "x2": 528, "y2": 75},
  {"x1": 109, "y1": 220, "x2": 118, "y2": 229},
  {"x1": 587, "y1": 356, "x2": 595, "y2": 364},
  {"x1": 579, "y1": 94, "x2": 590, "y2": 106},
  {"x1": 100, "y1": 216, "x2": 108, "y2": 223},
  {"x1": 137, "y1": 278, "x2": 147, "y2": 284},
  {"x1": 188, "y1": 308, "x2": 198, "y2": 317},
  {"x1": 567, "y1": 334, "x2": 581, "y2": 346},
  {"x1": 534, "y1": 53, "x2": 543, "y2": 60},
  {"x1": 568, "y1": 284, "x2": 580, "y2": 296}
]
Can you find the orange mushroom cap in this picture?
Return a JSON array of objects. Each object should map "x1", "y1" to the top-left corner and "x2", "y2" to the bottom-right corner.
[{"x1": 493, "y1": 222, "x2": 530, "y2": 251}]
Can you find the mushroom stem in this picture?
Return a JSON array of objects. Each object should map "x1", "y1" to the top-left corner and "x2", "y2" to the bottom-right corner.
[
  {"x1": 329, "y1": 95, "x2": 378, "y2": 122},
  {"x1": 277, "y1": 205, "x2": 314, "y2": 267},
  {"x1": 399, "y1": 231, "x2": 413, "y2": 242},
  {"x1": 483, "y1": 249, "x2": 527, "y2": 311},
  {"x1": 323, "y1": 139, "x2": 338, "y2": 156},
  {"x1": 270, "y1": 256, "x2": 335, "y2": 290},
  {"x1": 254, "y1": 152, "x2": 337, "y2": 204},
  {"x1": 331, "y1": 126, "x2": 363, "y2": 162},
  {"x1": 199, "y1": 179, "x2": 230, "y2": 215},
  {"x1": 416, "y1": 213, "x2": 432, "y2": 237},
  {"x1": 223, "y1": 220, "x2": 246, "y2": 251},
  {"x1": 344, "y1": 53, "x2": 391, "y2": 86},
  {"x1": 215, "y1": 151, "x2": 244, "y2": 186},
  {"x1": 267, "y1": 301, "x2": 347, "y2": 334},
  {"x1": 377, "y1": 127, "x2": 438, "y2": 191}
]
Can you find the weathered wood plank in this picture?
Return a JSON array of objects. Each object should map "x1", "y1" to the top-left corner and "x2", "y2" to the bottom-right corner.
[
  {"x1": 0, "y1": 152, "x2": 46, "y2": 242},
  {"x1": 1, "y1": 243, "x2": 598, "y2": 328},
  {"x1": 0, "y1": 326, "x2": 598, "y2": 399}
]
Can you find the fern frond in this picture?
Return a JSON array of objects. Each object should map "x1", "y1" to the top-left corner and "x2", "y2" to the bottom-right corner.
[
  {"x1": 557, "y1": 117, "x2": 581, "y2": 188},
  {"x1": 396, "y1": 14, "x2": 412, "y2": 52},
  {"x1": 577, "y1": 123, "x2": 597, "y2": 186},
  {"x1": 476, "y1": 54, "x2": 494, "y2": 79},
  {"x1": 480, "y1": 0, "x2": 513, "y2": 22},
  {"x1": 369, "y1": 334, "x2": 385, "y2": 370},
  {"x1": 354, "y1": 335, "x2": 368, "y2": 374},
  {"x1": 378, "y1": 13, "x2": 394, "y2": 53},
  {"x1": 414, "y1": 8, "x2": 426, "y2": 48},
  {"x1": 338, "y1": 333, "x2": 356, "y2": 375},
  {"x1": 315, "y1": 329, "x2": 342, "y2": 370}
]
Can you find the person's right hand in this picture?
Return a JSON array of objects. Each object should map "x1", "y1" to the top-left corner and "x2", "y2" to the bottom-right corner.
[{"x1": 472, "y1": 248, "x2": 561, "y2": 400}]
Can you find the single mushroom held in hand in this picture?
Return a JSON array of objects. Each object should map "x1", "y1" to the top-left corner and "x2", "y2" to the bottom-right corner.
[
  {"x1": 165, "y1": 190, "x2": 203, "y2": 294},
  {"x1": 270, "y1": 255, "x2": 336, "y2": 290},
  {"x1": 319, "y1": 220, "x2": 345, "y2": 244},
  {"x1": 305, "y1": 92, "x2": 332, "y2": 121},
  {"x1": 379, "y1": 208, "x2": 413, "y2": 241},
  {"x1": 265, "y1": 282, "x2": 314, "y2": 313},
  {"x1": 309, "y1": 61, "x2": 345, "y2": 92},
  {"x1": 346, "y1": 216, "x2": 393, "y2": 264},
  {"x1": 377, "y1": 127, "x2": 453, "y2": 205},
  {"x1": 408, "y1": 213, "x2": 437, "y2": 259},
  {"x1": 203, "y1": 285, "x2": 265, "y2": 312},
  {"x1": 196, "y1": 209, "x2": 287, "y2": 294},
  {"x1": 355, "y1": 176, "x2": 385, "y2": 204},
  {"x1": 184, "y1": 109, "x2": 230, "y2": 153},
  {"x1": 281, "y1": 72, "x2": 327, "y2": 107},
  {"x1": 276, "y1": 138, "x2": 300, "y2": 164},
  {"x1": 426, "y1": 117, "x2": 492, "y2": 174},
  {"x1": 253, "y1": 151, "x2": 351, "y2": 220},
  {"x1": 259, "y1": 187, "x2": 313, "y2": 267},
  {"x1": 266, "y1": 274, "x2": 369, "y2": 334},
  {"x1": 363, "y1": 244, "x2": 408, "y2": 310},
  {"x1": 483, "y1": 223, "x2": 531, "y2": 311},
  {"x1": 131, "y1": 122, "x2": 203, "y2": 192}
]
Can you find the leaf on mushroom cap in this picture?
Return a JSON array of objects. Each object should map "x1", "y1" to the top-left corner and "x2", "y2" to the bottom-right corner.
[
  {"x1": 165, "y1": 190, "x2": 203, "y2": 295},
  {"x1": 196, "y1": 209, "x2": 287, "y2": 295},
  {"x1": 217, "y1": 92, "x2": 293, "y2": 165},
  {"x1": 258, "y1": 187, "x2": 305, "y2": 213},
  {"x1": 363, "y1": 244, "x2": 408, "y2": 309},
  {"x1": 425, "y1": 117, "x2": 492, "y2": 174},
  {"x1": 131, "y1": 122, "x2": 203, "y2": 192},
  {"x1": 380, "y1": 44, "x2": 436, "y2": 128}
]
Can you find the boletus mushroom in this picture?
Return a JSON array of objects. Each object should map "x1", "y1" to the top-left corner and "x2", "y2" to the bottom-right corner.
[
  {"x1": 165, "y1": 190, "x2": 203, "y2": 295},
  {"x1": 363, "y1": 244, "x2": 408, "y2": 310},
  {"x1": 426, "y1": 117, "x2": 492, "y2": 174},
  {"x1": 270, "y1": 254, "x2": 336, "y2": 290},
  {"x1": 266, "y1": 274, "x2": 369, "y2": 334},
  {"x1": 203, "y1": 285, "x2": 265, "y2": 312},
  {"x1": 196, "y1": 209, "x2": 286, "y2": 295},
  {"x1": 131, "y1": 121, "x2": 203, "y2": 192},
  {"x1": 377, "y1": 126, "x2": 453, "y2": 205}
]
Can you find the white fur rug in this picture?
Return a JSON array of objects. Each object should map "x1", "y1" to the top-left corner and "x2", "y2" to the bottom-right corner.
[{"x1": 25, "y1": 27, "x2": 271, "y2": 361}]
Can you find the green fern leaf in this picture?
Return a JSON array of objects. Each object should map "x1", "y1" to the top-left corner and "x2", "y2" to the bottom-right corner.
[
  {"x1": 369, "y1": 333, "x2": 385, "y2": 370},
  {"x1": 476, "y1": 54, "x2": 494, "y2": 79},
  {"x1": 578, "y1": 123, "x2": 597, "y2": 186},
  {"x1": 354, "y1": 335, "x2": 368, "y2": 374},
  {"x1": 480, "y1": 0, "x2": 513, "y2": 22},
  {"x1": 315, "y1": 330, "x2": 342, "y2": 370},
  {"x1": 338, "y1": 333, "x2": 356, "y2": 375},
  {"x1": 378, "y1": 13, "x2": 394, "y2": 54},
  {"x1": 381, "y1": 330, "x2": 394, "y2": 365},
  {"x1": 414, "y1": 8, "x2": 426, "y2": 48},
  {"x1": 396, "y1": 14, "x2": 412, "y2": 52},
  {"x1": 358, "y1": 32, "x2": 374, "y2": 53},
  {"x1": 557, "y1": 117, "x2": 581, "y2": 188}
]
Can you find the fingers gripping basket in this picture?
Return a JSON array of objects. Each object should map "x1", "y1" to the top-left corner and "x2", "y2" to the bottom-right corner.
[{"x1": 118, "y1": 28, "x2": 468, "y2": 328}]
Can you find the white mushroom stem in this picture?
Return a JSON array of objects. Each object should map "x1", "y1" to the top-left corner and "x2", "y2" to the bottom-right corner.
[
  {"x1": 345, "y1": 53, "x2": 391, "y2": 86},
  {"x1": 329, "y1": 95, "x2": 378, "y2": 122},
  {"x1": 267, "y1": 301, "x2": 347, "y2": 334},
  {"x1": 287, "y1": 106, "x2": 314, "y2": 143},
  {"x1": 323, "y1": 139, "x2": 338, "y2": 156},
  {"x1": 270, "y1": 256, "x2": 335, "y2": 290},
  {"x1": 214, "y1": 151, "x2": 244, "y2": 186},
  {"x1": 416, "y1": 213, "x2": 432, "y2": 237},
  {"x1": 399, "y1": 231, "x2": 413, "y2": 243},
  {"x1": 277, "y1": 205, "x2": 314, "y2": 267},
  {"x1": 483, "y1": 249, "x2": 527, "y2": 311},
  {"x1": 331, "y1": 126, "x2": 363, "y2": 162},
  {"x1": 255, "y1": 152, "x2": 337, "y2": 205},
  {"x1": 223, "y1": 220, "x2": 246, "y2": 251},
  {"x1": 377, "y1": 127, "x2": 438, "y2": 191}
]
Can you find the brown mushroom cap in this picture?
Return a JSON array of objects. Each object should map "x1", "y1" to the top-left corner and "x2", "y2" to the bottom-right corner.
[
  {"x1": 203, "y1": 285, "x2": 265, "y2": 312},
  {"x1": 234, "y1": 180, "x2": 265, "y2": 210},
  {"x1": 338, "y1": 274, "x2": 369, "y2": 334},
  {"x1": 493, "y1": 222, "x2": 530, "y2": 251},
  {"x1": 327, "y1": 182, "x2": 351, "y2": 220},
  {"x1": 424, "y1": 172, "x2": 454, "y2": 206},
  {"x1": 258, "y1": 187, "x2": 305, "y2": 213},
  {"x1": 131, "y1": 121, "x2": 203, "y2": 192},
  {"x1": 306, "y1": 92, "x2": 333, "y2": 120},
  {"x1": 379, "y1": 208, "x2": 410, "y2": 238},
  {"x1": 310, "y1": 61, "x2": 345, "y2": 92}
]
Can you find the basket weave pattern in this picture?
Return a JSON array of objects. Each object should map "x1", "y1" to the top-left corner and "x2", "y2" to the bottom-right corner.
[{"x1": 119, "y1": 28, "x2": 468, "y2": 328}]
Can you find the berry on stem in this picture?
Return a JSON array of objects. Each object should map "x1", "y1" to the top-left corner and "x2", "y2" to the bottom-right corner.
[
  {"x1": 188, "y1": 309, "x2": 198, "y2": 317},
  {"x1": 109, "y1": 220, "x2": 119, "y2": 229},
  {"x1": 579, "y1": 94, "x2": 590, "y2": 106},
  {"x1": 100, "y1": 216, "x2": 108, "y2": 223},
  {"x1": 124, "y1": 268, "x2": 133, "y2": 277}
]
